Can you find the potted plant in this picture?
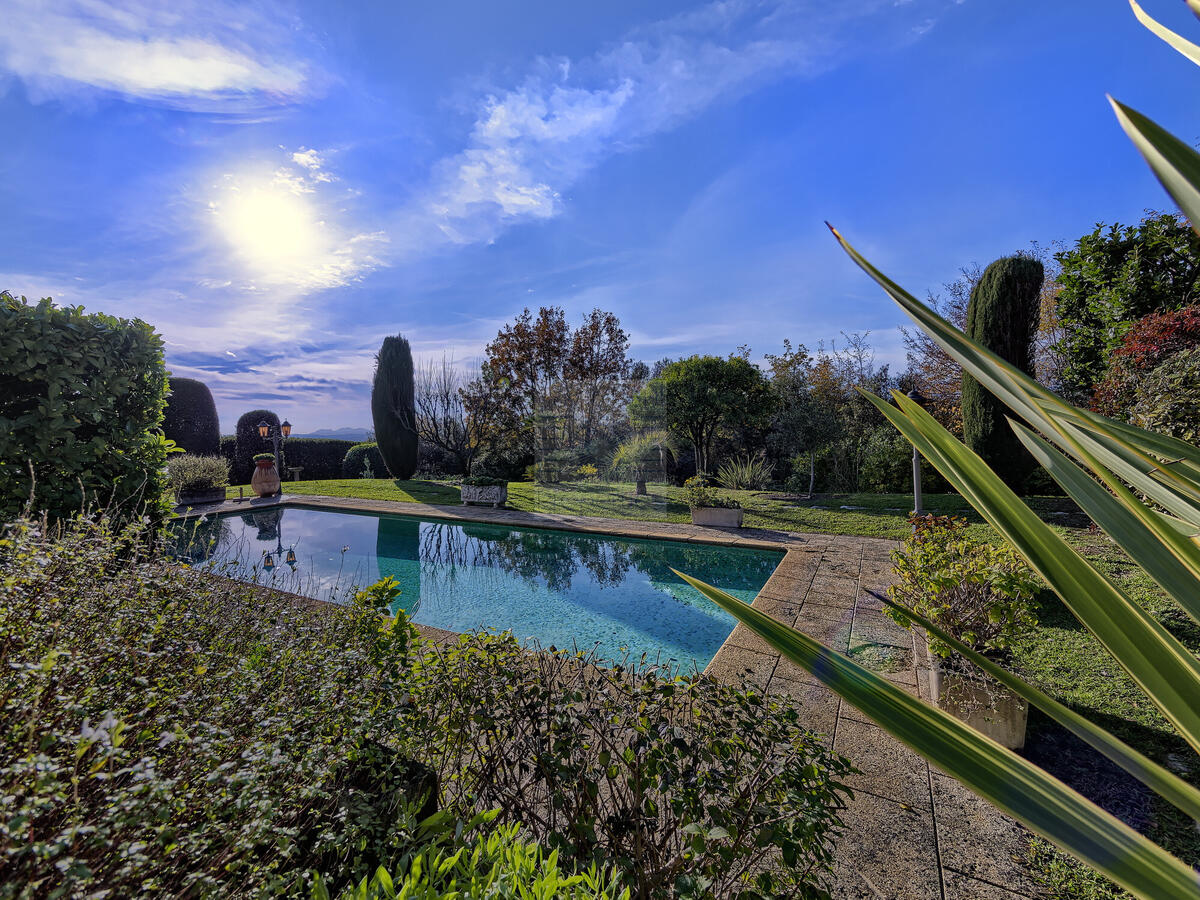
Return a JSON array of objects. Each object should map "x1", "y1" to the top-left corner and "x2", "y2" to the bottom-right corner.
[
  {"x1": 250, "y1": 452, "x2": 281, "y2": 498},
  {"x1": 166, "y1": 454, "x2": 230, "y2": 506},
  {"x1": 884, "y1": 515, "x2": 1041, "y2": 748},
  {"x1": 461, "y1": 475, "x2": 508, "y2": 507},
  {"x1": 684, "y1": 475, "x2": 744, "y2": 527}
]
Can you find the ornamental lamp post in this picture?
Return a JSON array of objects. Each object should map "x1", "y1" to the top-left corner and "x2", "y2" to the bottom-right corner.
[
  {"x1": 906, "y1": 389, "x2": 926, "y2": 519},
  {"x1": 257, "y1": 419, "x2": 293, "y2": 496}
]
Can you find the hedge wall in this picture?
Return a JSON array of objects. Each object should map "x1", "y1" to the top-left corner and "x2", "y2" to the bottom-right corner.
[
  {"x1": 0, "y1": 294, "x2": 171, "y2": 521},
  {"x1": 162, "y1": 377, "x2": 220, "y2": 455},
  {"x1": 284, "y1": 438, "x2": 357, "y2": 481}
]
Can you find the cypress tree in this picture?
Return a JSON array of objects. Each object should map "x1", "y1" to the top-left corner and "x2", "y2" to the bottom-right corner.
[
  {"x1": 371, "y1": 335, "x2": 418, "y2": 480},
  {"x1": 961, "y1": 255, "x2": 1044, "y2": 490}
]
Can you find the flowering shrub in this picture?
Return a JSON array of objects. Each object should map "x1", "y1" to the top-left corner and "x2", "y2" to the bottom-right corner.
[
  {"x1": 1090, "y1": 304, "x2": 1200, "y2": 417},
  {"x1": 885, "y1": 515, "x2": 1042, "y2": 660},
  {"x1": 166, "y1": 453, "x2": 229, "y2": 495}
]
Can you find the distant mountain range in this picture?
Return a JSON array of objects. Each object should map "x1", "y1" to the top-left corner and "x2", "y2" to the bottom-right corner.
[{"x1": 291, "y1": 427, "x2": 373, "y2": 442}]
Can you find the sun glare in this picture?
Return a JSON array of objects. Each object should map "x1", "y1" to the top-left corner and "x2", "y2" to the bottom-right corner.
[{"x1": 213, "y1": 178, "x2": 325, "y2": 280}]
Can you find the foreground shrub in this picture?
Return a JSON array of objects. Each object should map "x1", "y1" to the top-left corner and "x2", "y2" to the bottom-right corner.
[
  {"x1": 319, "y1": 810, "x2": 629, "y2": 900},
  {"x1": 162, "y1": 377, "x2": 220, "y2": 455},
  {"x1": 405, "y1": 632, "x2": 854, "y2": 899},
  {"x1": 885, "y1": 515, "x2": 1041, "y2": 662},
  {"x1": 165, "y1": 453, "x2": 229, "y2": 496},
  {"x1": 0, "y1": 515, "x2": 425, "y2": 897},
  {"x1": 0, "y1": 294, "x2": 172, "y2": 522}
]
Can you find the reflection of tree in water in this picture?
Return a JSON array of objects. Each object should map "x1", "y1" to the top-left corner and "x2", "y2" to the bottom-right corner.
[
  {"x1": 416, "y1": 522, "x2": 633, "y2": 593},
  {"x1": 170, "y1": 515, "x2": 232, "y2": 564},
  {"x1": 626, "y1": 542, "x2": 780, "y2": 598},
  {"x1": 376, "y1": 517, "x2": 422, "y2": 616}
]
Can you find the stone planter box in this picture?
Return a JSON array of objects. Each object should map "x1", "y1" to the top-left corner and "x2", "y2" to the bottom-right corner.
[
  {"x1": 690, "y1": 506, "x2": 744, "y2": 528},
  {"x1": 177, "y1": 486, "x2": 227, "y2": 506},
  {"x1": 930, "y1": 653, "x2": 1027, "y2": 749},
  {"x1": 461, "y1": 483, "x2": 508, "y2": 508}
]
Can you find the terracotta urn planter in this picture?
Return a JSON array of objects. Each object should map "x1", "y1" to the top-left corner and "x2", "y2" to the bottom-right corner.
[
  {"x1": 461, "y1": 483, "x2": 508, "y2": 508},
  {"x1": 690, "y1": 506, "x2": 744, "y2": 528},
  {"x1": 251, "y1": 459, "x2": 281, "y2": 497},
  {"x1": 929, "y1": 652, "x2": 1027, "y2": 749}
]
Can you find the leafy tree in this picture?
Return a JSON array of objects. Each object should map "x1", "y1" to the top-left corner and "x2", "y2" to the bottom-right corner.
[
  {"x1": 961, "y1": 256, "x2": 1043, "y2": 490},
  {"x1": 1054, "y1": 212, "x2": 1200, "y2": 404},
  {"x1": 372, "y1": 335, "x2": 418, "y2": 480},
  {"x1": 629, "y1": 355, "x2": 776, "y2": 476},
  {"x1": 566, "y1": 309, "x2": 631, "y2": 447},
  {"x1": 162, "y1": 377, "x2": 220, "y2": 455}
]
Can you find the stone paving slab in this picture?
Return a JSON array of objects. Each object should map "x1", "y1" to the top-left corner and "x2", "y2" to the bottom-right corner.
[{"x1": 174, "y1": 492, "x2": 1038, "y2": 899}]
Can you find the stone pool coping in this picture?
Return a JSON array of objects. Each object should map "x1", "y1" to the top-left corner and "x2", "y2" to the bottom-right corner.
[{"x1": 176, "y1": 493, "x2": 1040, "y2": 899}]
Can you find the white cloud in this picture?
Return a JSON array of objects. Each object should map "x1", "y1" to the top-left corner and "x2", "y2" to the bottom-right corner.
[
  {"x1": 0, "y1": 0, "x2": 317, "y2": 109},
  {"x1": 402, "y1": 0, "x2": 921, "y2": 254}
]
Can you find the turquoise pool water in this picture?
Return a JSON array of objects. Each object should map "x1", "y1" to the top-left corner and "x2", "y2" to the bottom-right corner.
[{"x1": 175, "y1": 505, "x2": 782, "y2": 672}]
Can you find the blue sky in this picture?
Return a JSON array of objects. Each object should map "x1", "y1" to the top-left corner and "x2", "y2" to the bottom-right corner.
[{"x1": 2, "y1": 0, "x2": 1197, "y2": 430}]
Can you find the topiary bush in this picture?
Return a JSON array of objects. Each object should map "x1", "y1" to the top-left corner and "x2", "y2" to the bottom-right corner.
[
  {"x1": 372, "y1": 336, "x2": 418, "y2": 480},
  {"x1": 234, "y1": 409, "x2": 279, "y2": 484},
  {"x1": 0, "y1": 294, "x2": 172, "y2": 522},
  {"x1": 343, "y1": 442, "x2": 386, "y2": 478},
  {"x1": 162, "y1": 377, "x2": 220, "y2": 454},
  {"x1": 961, "y1": 256, "x2": 1043, "y2": 491}
]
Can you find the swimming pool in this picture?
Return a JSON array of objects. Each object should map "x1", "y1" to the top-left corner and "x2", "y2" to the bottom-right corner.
[{"x1": 174, "y1": 505, "x2": 782, "y2": 672}]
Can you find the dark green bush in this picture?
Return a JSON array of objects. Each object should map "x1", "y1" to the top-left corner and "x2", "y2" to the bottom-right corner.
[
  {"x1": 0, "y1": 516, "x2": 428, "y2": 897},
  {"x1": 406, "y1": 632, "x2": 853, "y2": 899},
  {"x1": 234, "y1": 410, "x2": 279, "y2": 484},
  {"x1": 344, "y1": 442, "x2": 386, "y2": 478},
  {"x1": 162, "y1": 377, "x2": 220, "y2": 454},
  {"x1": 283, "y1": 438, "x2": 357, "y2": 480},
  {"x1": 0, "y1": 294, "x2": 172, "y2": 522},
  {"x1": 460, "y1": 475, "x2": 507, "y2": 487}
]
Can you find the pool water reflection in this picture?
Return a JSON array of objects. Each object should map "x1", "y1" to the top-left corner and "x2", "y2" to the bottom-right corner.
[{"x1": 175, "y1": 505, "x2": 782, "y2": 672}]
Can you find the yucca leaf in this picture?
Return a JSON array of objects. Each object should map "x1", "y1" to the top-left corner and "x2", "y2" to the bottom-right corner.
[
  {"x1": 675, "y1": 570, "x2": 1200, "y2": 899},
  {"x1": 1012, "y1": 422, "x2": 1200, "y2": 625},
  {"x1": 866, "y1": 586, "x2": 1200, "y2": 822},
  {"x1": 1110, "y1": 98, "x2": 1200, "y2": 237},
  {"x1": 1190, "y1": 0, "x2": 1200, "y2": 22},
  {"x1": 1130, "y1": 0, "x2": 1200, "y2": 66},
  {"x1": 865, "y1": 389, "x2": 1200, "y2": 757}
]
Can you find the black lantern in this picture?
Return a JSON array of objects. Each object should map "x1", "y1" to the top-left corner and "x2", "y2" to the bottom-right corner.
[
  {"x1": 285, "y1": 548, "x2": 297, "y2": 566},
  {"x1": 257, "y1": 420, "x2": 270, "y2": 439},
  {"x1": 281, "y1": 419, "x2": 292, "y2": 438}
]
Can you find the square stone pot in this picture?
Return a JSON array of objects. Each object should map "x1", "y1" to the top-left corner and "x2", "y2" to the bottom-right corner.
[
  {"x1": 690, "y1": 506, "x2": 744, "y2": 528},
  {"x1": 461, "y1": 483, "x2": 508, "y2": 508},
  {"x1": 930, "y1": 654, "x2": 1027, "y2": 749}
]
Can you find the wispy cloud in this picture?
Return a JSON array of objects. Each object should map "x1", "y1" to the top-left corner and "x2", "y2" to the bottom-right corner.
[
  {"x1": 399, "y1": 0, "x2": 900, "y2": 253},
  {"x1": 0, "y1": 0, "x2": 320, "y2": 109}
]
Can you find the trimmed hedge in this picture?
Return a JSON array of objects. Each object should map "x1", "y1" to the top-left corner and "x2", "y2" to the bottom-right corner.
[
  {"x1": 284, "y1": 438, "x2": 357, "y2": 481},
  {"x1": 343, "y1": 442, "x2": 386, "y2": 478},
  {"x1": 0, "y1": 294, "x2": 171, "y2": 521},
  {"x1": 162, "y1": 377, "x2": 220, "y2": 454}
]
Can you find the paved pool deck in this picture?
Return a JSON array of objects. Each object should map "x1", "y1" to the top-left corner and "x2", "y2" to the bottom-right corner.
[{"x1": 178, "y1": 493, "x2": 1041, "y2": 899}]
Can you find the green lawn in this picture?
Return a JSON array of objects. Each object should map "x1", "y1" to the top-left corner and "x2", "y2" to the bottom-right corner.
[{"x1": 230, "y1": 476, "x2": 1070, "y2": 540}]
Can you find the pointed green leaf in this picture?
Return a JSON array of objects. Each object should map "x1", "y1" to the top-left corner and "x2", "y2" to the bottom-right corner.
[
  {"x1": 1111, "y1": 97, "x2": 1200, "y2": 236},
  {"x1": 675, "y1": 570, "x2": 1200, "y2": 900},
  {"x1": 867, "y1": 587, "x2": 1200, "y2": 822},
  {"x1": 869, "y1": 389, "x2": 1200, "y2": 757},
  {"x1": 1013, "y1": 422, "x2": 1200, "y2": 626},
  {"x1": 1130, "y1": 0, "x2": 1200, "y2": 66}
]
